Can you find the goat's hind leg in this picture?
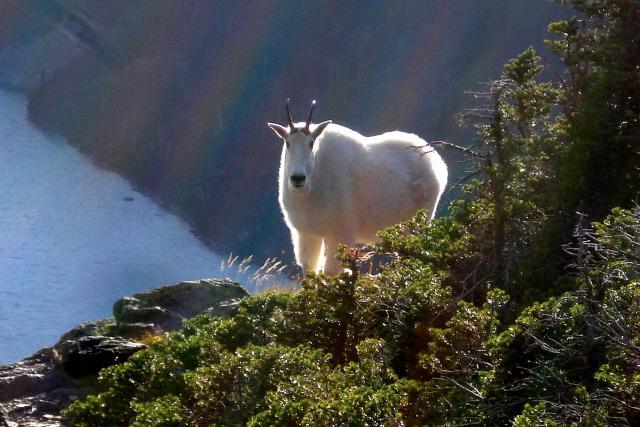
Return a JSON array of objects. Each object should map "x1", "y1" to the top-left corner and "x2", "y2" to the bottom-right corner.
[{"x1": 294, "y1": 232, "x2": 324, "y2": 274}]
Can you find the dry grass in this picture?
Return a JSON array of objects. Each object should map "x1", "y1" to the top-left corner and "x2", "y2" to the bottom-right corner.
[{"x1": 219, "y1": 253, "x2": 298, "y2": 293}]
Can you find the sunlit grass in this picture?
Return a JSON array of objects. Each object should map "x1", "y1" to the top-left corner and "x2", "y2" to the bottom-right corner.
[{"x1": 219, "y1": 253, "x2": 297, "y2": 293}]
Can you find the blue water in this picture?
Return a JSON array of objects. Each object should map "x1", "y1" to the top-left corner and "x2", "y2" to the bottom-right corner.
[{"x1": 0, "y1": 90, "x2": 227, "y2": 364}]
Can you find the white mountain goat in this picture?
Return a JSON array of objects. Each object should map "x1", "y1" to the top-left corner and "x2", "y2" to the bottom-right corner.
[{"x1": 268, "y1": 100, "x2": 448, "y2": 275}]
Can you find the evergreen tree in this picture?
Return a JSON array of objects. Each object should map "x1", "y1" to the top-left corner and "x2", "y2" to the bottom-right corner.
[{"x1": 548, "y1": 0, "x2": 640, "y2": 221}]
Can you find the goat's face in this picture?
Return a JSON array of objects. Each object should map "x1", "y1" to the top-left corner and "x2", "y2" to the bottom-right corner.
[
  {"x1": 285, "y1": 131, "x2": 315, "y2": 191},
  {"x1": 268, "y1": 99, "x2": 331, "y2": 193}
]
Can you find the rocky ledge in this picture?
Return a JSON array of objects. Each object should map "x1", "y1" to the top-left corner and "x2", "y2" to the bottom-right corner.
[{"x1": 0, "y1": 278, "x2": 248, "y2": 427}]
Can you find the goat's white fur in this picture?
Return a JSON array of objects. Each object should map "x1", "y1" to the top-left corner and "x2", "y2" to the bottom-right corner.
[{"x1": 269, "y1": 119, "x2": 448, "y2": 275}]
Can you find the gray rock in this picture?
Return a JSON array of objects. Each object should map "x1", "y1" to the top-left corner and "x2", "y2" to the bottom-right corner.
[
  {"x1": 0, "y1": 336, "x2": 144, "y2": 426},
  {"x1": 115, "y1": 321, "x2": 160, "y2": 339},
  {"x1": 53, "y1": 319, "x2": 116, "y2": 347},
  {"x1": 113, "y1": 278, "x2": 248, "y2": 337},
  {"x1": 115, "y1": 297, "x2": 183, "y2": 331},
  {"x1": 0, "y1": 348, "x2": 73, "y2": 427},
  {"x1": 1, "y1": 387, "x2": 80, "y2": 427},
  {"x1": 201, "y1": 298, "x2": 244, "y2": 317},
  {"x1": 54, "y1": 336, "x2": 146, "y2": 378},
  {"x1": 0, "y1": 277, "x2": 250, "y2": 426},
  {"x1": 0, "y1": 349, "x2": 70, "y2": 402}
]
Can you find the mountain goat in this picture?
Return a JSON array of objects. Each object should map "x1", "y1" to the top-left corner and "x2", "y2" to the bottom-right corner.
[{"x1": 268, "y1": 100, "x2": 448, "y2": 275}]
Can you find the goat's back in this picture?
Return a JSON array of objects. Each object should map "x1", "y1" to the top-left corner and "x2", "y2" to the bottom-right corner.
[{"x1": 311, "y1": 126, "x2": 447, "y2": 241}]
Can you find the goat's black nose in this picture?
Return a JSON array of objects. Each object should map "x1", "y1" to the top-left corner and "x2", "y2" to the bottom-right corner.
[{"x1": 290, "y1": 174, "x2": 306, "y2": 186}]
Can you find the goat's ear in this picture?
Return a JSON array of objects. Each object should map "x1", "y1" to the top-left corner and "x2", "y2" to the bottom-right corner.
[
  {"x1": 267, "y1": 122, "x2": 289, "y2": 140},
  {"x1": 312, "y1": 120, "x2": 332, "y2": 139}
]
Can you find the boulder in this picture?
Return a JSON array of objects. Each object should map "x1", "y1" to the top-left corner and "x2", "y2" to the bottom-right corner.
[
  {"x1": 0, "y1": 349, "x2": 69, "y2": 402},
  {"x1": 0, "y1": 348, "x2": 75, "y2": 427},
  {"x1": 113, "y1": 278, "x2": 248, "y2": 337},
  {"x1": 53, "y1": 319, "x2": 116, "y2": 349},
  {"x1": 0, "y1": 330, "x2": 145, "y2": 425},
  {"x1": 0, "y1": 387, "x2": 80, "y2": 427},
  {"x1": 0, "y1": 278, "x2": 250, "y2": 426},
  {"x1": 53, "y1": 336, "x2": 146, "y2": 378}
]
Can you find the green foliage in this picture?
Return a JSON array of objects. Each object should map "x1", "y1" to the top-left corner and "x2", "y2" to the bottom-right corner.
[
  {"x1": 431, "y1": 45, "x2": 566, "y2": 303},
  {"x1": 63, "y1": 1, "x2": 640, "y2": 425},
  {"x1": 64, "y1": 190, "x2": 640, "y2": 427},
  {"x1": 591, "y1": 281, "x2": 640, "y2": 421},
  {"x1": 130, "y1": 396, "x2": 186, "y2": 427},
  {"x1": 248, "y1": 340, "x2": 408, "y2": 426},
  {"x1": 482, "y1": 207, "x2": 640, "y2": 425},
  {"x1": 592, "y1": 207, "x2": 640, "y2": 282},
  {"x1": 186, "y1": 343, "x2": 332, "y2": 425},
  {"x1": 63, "y1": 392, "x2": 124, "y2": 427},
  {"x1": 378, "y1": 211, "x2": 467, "y2": 269},
  {"x1": 486, "y1": 294, "x2": 593, "y2": 423},
  {"x1": 548, "y1": 0, "x2": 640, "y2": 220},
  {"x1": 212, "y1": 292, "x2": 292, "y2": 350},
  {"x1": 64, "y1": 222, "x2": 507, "y2": 425}
]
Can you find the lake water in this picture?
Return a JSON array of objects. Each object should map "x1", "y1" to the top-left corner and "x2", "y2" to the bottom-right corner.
[{"x1": 0, "y1": 90, "x2": 226, "y2": 364}]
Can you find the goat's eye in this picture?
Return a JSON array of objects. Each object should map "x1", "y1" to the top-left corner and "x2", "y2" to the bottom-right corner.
[{"x1": 309, "y1": 140, "x2": 314, "y2": 148}]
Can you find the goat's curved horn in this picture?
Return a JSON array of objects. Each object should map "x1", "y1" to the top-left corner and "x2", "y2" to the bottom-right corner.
[
  {"x1": 285, "y1": 98, "x2": 295, "y2": 130},
  {"x1": 304, "y1": 100, "x2": 316, "y2": 134}
]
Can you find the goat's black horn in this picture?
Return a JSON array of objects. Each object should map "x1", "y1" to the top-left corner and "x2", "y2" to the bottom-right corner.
[
  {"x1": 304, "y1": 100, "x2": 316, "y2": 134},
  {"x1": 285, "y1": 98, "x2": 295, "y2": 129}
]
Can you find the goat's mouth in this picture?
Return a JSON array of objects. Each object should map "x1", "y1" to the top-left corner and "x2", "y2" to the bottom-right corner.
[
  {"x1": 290, "y1": 182, "x2": 307, "y2": 190},
  {"x1": 288, "y1": 180, "x2": 310, "y2": 193}
]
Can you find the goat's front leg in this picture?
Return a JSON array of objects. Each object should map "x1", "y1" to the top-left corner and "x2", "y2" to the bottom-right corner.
[
  {"x1": 294, "y1": 232, "x2": 324, "y2": 274},
  {"x1": 322, "y1": 233, "x2": 355, "y2": 276}
]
